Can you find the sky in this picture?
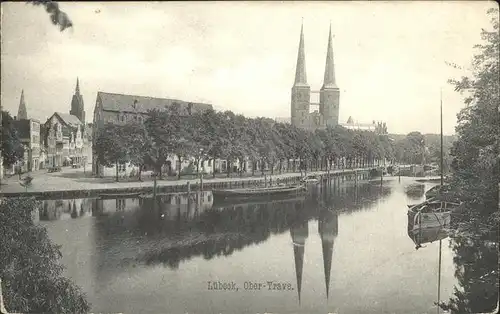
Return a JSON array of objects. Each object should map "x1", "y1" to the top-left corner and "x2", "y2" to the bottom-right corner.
[{"x1": 1, "y1": 1, "x2": 497, "y2": 135}]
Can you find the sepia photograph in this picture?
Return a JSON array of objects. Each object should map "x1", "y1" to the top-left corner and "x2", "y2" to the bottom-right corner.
[{"x1": 0, "y1": 1, "x2": 498, "y2": 313}]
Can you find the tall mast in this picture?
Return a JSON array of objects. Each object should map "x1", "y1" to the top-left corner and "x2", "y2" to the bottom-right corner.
[
  {"x1": 440, "y1": 88, "x2": 444, "y2": 186},
  {"x1": 437, "y1": 88, "x2": 443, "y2": 314}
]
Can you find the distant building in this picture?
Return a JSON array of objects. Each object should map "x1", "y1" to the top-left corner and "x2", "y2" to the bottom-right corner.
[
  {"x1": 274, "y1": 117, "x2": 291, "y2": 124},
  {"x1": 17, "y1": 90, "x2": 28, "y2": 120},
  {"x1": 92, "y1": 91, "x2": 213, "y2": 177},
  {"x1": 70, "y1": 77, "x2": 86, "y2": 123},
  {"x1": 291, "y1": 24, "x2": 340, "y2": 131},
  {"x1": 9, "y1": 91, "x2": 42, "y2": 173},
  {"x1": 44, "y1": 112, "x2": 86, "y2": 167},
  {"x1": 11, "y1": 118, "x2": 41, "y2": 172},
  {"x1": 43, "y1": 78, "x2": 90, "y2": 168},
  {"x1": 340, "y1": 116, "x2": 388, "y2": 134}
]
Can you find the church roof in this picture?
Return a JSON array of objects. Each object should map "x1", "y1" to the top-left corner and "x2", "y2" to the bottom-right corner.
[
  {"x1": 54, "y1": 112, "x2": 83, "y2": 128},
  {"x1": 96, "y1": 91, "x2": 213, "y2": 115}
]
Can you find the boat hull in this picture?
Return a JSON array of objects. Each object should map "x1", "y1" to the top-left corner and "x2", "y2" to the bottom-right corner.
[
  {"x1": 99, "y1": 192, "x2": 142, "y2": 199},
  {"x1": 212, "y1": 185, "x2": 305, "y2": 199},
  {"x1": 408, "y1": 210, "x2": 451, "y2": 230}
]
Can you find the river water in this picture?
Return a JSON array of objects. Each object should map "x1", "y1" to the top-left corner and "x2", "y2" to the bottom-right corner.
[{"x1": 36, "y1": 176, "x2": 459, "y2": 314}]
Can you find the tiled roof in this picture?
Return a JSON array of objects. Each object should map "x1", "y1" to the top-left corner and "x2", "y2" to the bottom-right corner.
[
  {"x1": 97, "y1": 91, "x2": 213, "y2": 115},
  {"x1": 55, "y1": 112, "x2": 83, "y2": 127}
]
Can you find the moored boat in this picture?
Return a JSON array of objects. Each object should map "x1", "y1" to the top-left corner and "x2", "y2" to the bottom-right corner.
[
  {"x1": 99, "y1": 192, "x2": 142, "y2": 199},
  {"x1": 407, "y1": 224, "x2": 449, "y2": 250},
  {"x1": 212, "y1": 194, "x2": 306, "y2": 209},
  {"x1": 425, "y1": 184, "x2": 452, "y2": 199},
  {"x1": 300, "y1": 175, "x2": 320, "y2": 185},
  {"x1": 212, "y1": 184, "x2": 305, "y2": 199},
  {"x1": 407, "y1": 199, "x2": 461, "y2": 230}
]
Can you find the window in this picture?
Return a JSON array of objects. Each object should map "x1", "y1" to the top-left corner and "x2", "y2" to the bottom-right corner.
[{"x1": 208, "y1": 160, "x2": 212, "y2": 167}]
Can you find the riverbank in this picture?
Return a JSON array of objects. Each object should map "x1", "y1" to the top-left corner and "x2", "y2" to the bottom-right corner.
[{"x1": 0, "y1": 167, "x2": 377, "y2": 199}]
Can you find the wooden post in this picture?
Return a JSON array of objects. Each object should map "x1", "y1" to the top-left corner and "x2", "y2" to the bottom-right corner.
[
  {"x1": 187, "y1": 181, "x2": 191, "y2": 194},
  {"x1": 200, "y1": 171, "x2": 203, "y2": 191},
  {"x1": 153, "y1": 172, "x2": 157, "y2": 201},
  {"x1": 1, "y1": 278, "x2": 8, "y2": 314}
]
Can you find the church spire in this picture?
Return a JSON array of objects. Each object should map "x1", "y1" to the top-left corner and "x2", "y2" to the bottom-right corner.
[
  {"x1": 17, "y1": 90, "x2": 28, "y2": 120},
  {"x1": 294, "y1": 21, "x2": 308, "y2": 86},
  {"x1": 322, "y1": 23, "x2": 337, "y2": 89},
  {"x1": 70, "y1": 77, "x2": 85, "y2": 123},
  {"x1": 291, "y1": 220, "x2": 309, "y2": 305},
  {"x1": 318, "y1": 209, "x2": 339, "y2": 300},
  {"x1": 75, "y1": 77, "x2": 80, "y2": 94}
]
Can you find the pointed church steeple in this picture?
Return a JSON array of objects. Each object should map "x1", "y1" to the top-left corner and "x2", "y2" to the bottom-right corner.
[
  {"x1": 70, "y1": 77, "x2": 85, "y2": 123},
  {"x1": 318, "y1": 209, "x2": 339, "y2": 300},
  {"x1": 291, "y1": 220, "x2": 309, "y2": 305},
  {"x1": 322, "y1": 23, "x2": 337, "y2": 89},
  {"x1": 75, "y1": 77, "x2": 80, "y2": 95},
  {"x1": 17, "y1": 90, "x2": 28, "y2": 120},
  {"x1": 294, "y1": 21, "x2": 308, "y2": 87}
]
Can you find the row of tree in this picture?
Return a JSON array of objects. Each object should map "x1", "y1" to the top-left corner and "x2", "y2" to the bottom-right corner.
[{"x1": 95, "y1": 105, "x2": 398, "y2": 181}]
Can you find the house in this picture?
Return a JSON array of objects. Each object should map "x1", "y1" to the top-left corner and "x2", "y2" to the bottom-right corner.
[
  {"x1": 44, "y1": 112, "x2": 87, "y2": 167},
  {"x1": 340, "y1": 116, "x2": 387, "y2": 133},
  {"x1": 91, "y1": 91, "x2": 214, "y2": 177},
  {"x1": 11, "y1": 118, "x2": 41, "y2": 173}
]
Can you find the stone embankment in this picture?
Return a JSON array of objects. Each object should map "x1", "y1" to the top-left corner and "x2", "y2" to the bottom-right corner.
[{"x1": 0, "y1": 167, "x2": 377, "y2": 199}]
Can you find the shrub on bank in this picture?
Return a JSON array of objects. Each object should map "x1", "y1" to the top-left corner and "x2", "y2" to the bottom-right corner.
[
  {"x1": 0, "y1": 197, "x2": 90, "y2": 313},
  {"x1": 369, "y1": 168, "x2": 382, "y2": 178}
]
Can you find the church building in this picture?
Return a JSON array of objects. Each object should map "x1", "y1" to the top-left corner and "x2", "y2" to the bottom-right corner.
[{"x1": 291, "y1": 24, "x2": 340, "y2": 130}]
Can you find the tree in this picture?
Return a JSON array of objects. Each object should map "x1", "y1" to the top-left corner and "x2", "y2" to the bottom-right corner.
[
  {"x1": 28, "y1": 1, "x2": 73, "y2": 31},
  {"x1": 440, "y1": 7, "x2": 499, "y2": 313},
  {"x1": 143, "y1": 109, "x2": 178, "y2": 178},
  {"x1": 1, "y1": 111, "x2": 25, "y2": 168},
  {"x1": 448, "y1": 7, "x2": 499, "y2": 213},
  {"x1": 123, "y1": 121, "x2": 150, "y2": 181},
  {"x1": 1, "y1": 197, "x2": 90, "y2": 313},
  {"x1": 94, "y1": 123, "x2": 128, "y2": 182}
]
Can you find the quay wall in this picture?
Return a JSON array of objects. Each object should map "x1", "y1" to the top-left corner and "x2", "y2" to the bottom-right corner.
[{"x1": 0, "y1": 168, "x2": 376, "y2": 200}]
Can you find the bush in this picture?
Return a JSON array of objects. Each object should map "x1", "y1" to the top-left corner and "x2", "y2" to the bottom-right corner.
[
  {"x1": 369, "y1": 168, "x2": 382, "y2": 178},
  {"x1": 181, "y1": 163, "x2": 196, "y2": 175},
  {"x1": 0, "y1": 197, "x2": 91, "y2": 313},
  {"x1": 386, "y1": 166, "x2": 394, "y2": 174},
  {"x1": 129, "y1": 168, "x2": 136, "y2": 178}
]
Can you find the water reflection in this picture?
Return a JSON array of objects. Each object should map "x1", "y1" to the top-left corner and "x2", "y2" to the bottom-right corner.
[
  {"x1": 405, "y1": 183, "x2": 425, "y2": 200},
  {"x1": 442, "y1": 227, "x2": 499, "y2": 313},
  {"x1": 40, "y1": 198, "x2": 94, "y2": 221},
  {"x1": 318, "y1": 208, "x2": 338, "y2": 299},
  {"x1": 36, "y1": 180, "x2": 470, "y2": 313}
]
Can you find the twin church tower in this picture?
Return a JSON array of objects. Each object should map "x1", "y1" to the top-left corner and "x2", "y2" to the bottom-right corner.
[{"x1": 291, "y1": 23, "x2": 340, "y2": 130}]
